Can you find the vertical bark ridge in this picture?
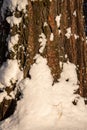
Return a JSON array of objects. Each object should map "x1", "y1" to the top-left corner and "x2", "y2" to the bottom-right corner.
[
  {"x1": 46, "y1": 1, "x2": 60, "y2": 82},
  {"x1": 24, "y1": 1, "x2": 35, "y2": 77}
]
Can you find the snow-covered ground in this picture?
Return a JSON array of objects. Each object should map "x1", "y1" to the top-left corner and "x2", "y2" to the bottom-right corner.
[{"x1": 0, "y1": 54, "x2": 87, "y2": 130}]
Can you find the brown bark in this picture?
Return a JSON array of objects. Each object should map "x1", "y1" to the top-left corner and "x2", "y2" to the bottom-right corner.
[
  {"x1": 59, "y1": 0, "x2": 87, "y2": 97},
  {"x1": 24, "y1": 0, "x2": 87, "y2": 96},
  {"x1": 24, "y1": 0, "x2": 60, "y2": 82},
  {"x1": 0, "y1": 0, "x2": 87, "y2": 121},
  {"x1": 45, "y1": 1, "x2": 60, "y2": 82}
]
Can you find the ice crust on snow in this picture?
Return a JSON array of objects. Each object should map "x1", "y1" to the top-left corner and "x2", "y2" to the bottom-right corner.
[{"x1": 0, "y1": 55, "x2": 87, "y2": 130}]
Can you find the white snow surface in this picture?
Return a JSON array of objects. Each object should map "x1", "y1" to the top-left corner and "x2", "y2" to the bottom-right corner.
[
  {"x1": 1, "y1": 0, "x2": 28, "y2": 16},
  {"x1": 7, "y1": 34, "x2": 19, "y2": 51},
  {"x1": 55, "y1": 15, "x2": 62, "y2": 35},
  {"x1": 0, "y1": 55, "x2": 87, "y2": 130},
  {"x1": 50, "y1": 33, "x2": 54, "y2": 41},
  {"x1": 65, "y1": 27, "x2": 72, "y2": 39},
  {"x1": 43, "y1": 22, "x2": 48, "y2": 27},
  {"x1": 55, "y1": 14, "x2": 61, "y2": 28},
  {"x1": 0, "y1": 59, "x2": 23, "y2": 86},
  {"x1": 39, "y1": 33, "x2": 47, "y2": 53},
  {"x1": 74, "y1": 34, "x2": 79, "y2": 39},
  {"x1": 6, "y1": 15, "x2": 22, "y2": 27}
]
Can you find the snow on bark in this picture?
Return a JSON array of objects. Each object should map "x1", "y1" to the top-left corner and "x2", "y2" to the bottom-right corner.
[
  {"x1": 65, "y1": 27, "x2": 72, "y2": 39},
  {"x1": 39, "y1": 33, "x2": 47, "y2": 53},
  {"x1": 7, "y1": 34, "x2": 19, "y2": 51},
  {"x1": 6, "y1": 16, "x2": 22, "y2": 27},
  {"x1": 1, "y1": 0, "x2": 28, "y2": 17},
  {"x1": 73, "y1": 10, "x2": 77, "y2": 17},
  {"x1": 0, "y1": 60, "x2": 23, "y2": 86},
  {"x1": 55, "y1": 14, "x2": 61, "y2": 28},
  {"x1": 50, "y1": 33, "x2": 54, "y2": 41}
]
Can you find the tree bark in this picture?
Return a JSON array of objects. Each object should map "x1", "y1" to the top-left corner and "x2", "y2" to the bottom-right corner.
[{"x1": 0, "y1": 0, "x2": 87, "y2": 121}]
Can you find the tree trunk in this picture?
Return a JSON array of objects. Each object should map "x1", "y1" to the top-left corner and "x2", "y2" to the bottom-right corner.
[
  {"x1": 24, "y1": 1, "x2": 61, "y2": 82},
  {"x1": 25, "y1": 0, "x2": 87, "y2": 96},
  {"x1": 0, "y1": 0, "x2": 87, "y2": 121}
]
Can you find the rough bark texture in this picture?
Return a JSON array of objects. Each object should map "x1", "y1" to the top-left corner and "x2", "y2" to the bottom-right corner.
[
  {"x1": 59, "y1": 0, "x2": 87, "y2": 97},
  {"x1": 0, "y1": 0, "x2": 87, "y2": 121},
  {"x1": 24, "y1": 1, "x2": 60, "y2": 82}
]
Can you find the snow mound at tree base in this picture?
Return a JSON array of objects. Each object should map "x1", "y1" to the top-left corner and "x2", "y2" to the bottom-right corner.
[{"x1": 0, "y1": 55, "x2": 87, "y2": 130}]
